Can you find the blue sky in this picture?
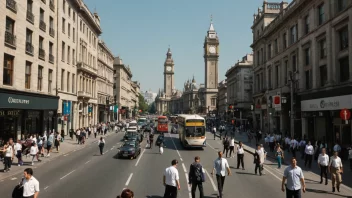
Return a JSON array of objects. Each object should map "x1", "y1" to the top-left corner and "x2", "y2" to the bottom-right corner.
[{"x1": 83, "y1": 0, "x2": 281, "y2": 92}]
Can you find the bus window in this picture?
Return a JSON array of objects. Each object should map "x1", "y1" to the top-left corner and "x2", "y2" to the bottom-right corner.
[{"x1": 185, "y1": 127, "x2": 205, "y2": 137}]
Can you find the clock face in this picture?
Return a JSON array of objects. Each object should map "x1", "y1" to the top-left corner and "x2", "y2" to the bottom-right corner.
[
  {"x1": 209, "y1": 46, "x2": 216, "y2": 54},
  {"x1": 166, "y1": 66, "x2": 171, "y2": 71}
]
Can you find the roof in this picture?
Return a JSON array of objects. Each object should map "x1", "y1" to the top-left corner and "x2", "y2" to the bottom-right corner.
[{"x1": 177, "y1": 114, "x2": 205, "y2": 120}]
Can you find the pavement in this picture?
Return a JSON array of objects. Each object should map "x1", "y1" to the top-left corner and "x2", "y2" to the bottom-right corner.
[{"x1": 0, "y1": 126, "x2": 351, "y2": 198}]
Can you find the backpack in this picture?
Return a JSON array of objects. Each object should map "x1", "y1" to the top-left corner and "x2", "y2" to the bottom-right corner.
[{"x1": 192, "y1": 163, "x2": 205, "y2": 183}]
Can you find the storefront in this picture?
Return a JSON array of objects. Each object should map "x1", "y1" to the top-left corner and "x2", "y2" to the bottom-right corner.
[
  {"x1": 301, "y1": 94, "x2": 352, "y2": 153},
  {"x1": 0, "y1": 89, "x2": 58, "y2": 141},
  {"x1": 98, "y1": 104, "x2": 107, "y2": 123}
]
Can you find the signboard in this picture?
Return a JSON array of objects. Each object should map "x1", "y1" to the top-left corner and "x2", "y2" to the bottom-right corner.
[
  {"x1": 63, "y1": 101, "x2": 71, "y2": 115},
  {"x1": 340, "y1": 109, "x2": 351, "y2": 120},
  {"x1": 301, "y1": 95, "x2": 352, "y2": 111},
  {"x1": 88, "y1": 106, "x2": 92, "y2": 113},
  {"x1": 273, "y1": 95, "x2": 281, "y2": 109},
  {"x1": 114, "y1": 105, "x2": 118, "y2": 113},
  {"x1": 0, "y1": 92, "x2": 58, "y2": 110}
]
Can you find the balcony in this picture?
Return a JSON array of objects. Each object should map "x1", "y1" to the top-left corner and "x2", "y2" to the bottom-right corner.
[
  {"x1": 77, "y1": 61, "x2": 98, "y2": 76},
  {"x1": 49, "y1": 54, "x2": 54, "y2": 63},
  {"x1": 39, "y1": 20, "x2": 46, "y2": 32},
  {"x1": 26, "y1": 42, "x2": 34, "y2": 55},
  {"x1": 39, "y1": 48, "x2": 45, "y2": 60},
  {"x1": 27, "y1": 11, "x2": 34, "y2": 24},
  {"x1": 49, "y1": 1, "x2": 55, "y2": 11},
  {"x1": 6, "y1": 0, "x2": 17, "y2": 13},
  {"x1": 49, "y1": 28, "x2": 55, "y2": 37},
  {"x1": 78, "y1": 91, "x2": 91, "y2": 99},
  {"x1": 4, "y1": 31, "x2": 16, "y2": 47}
]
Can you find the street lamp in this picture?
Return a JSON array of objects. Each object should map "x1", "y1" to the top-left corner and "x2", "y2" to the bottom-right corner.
[{"x1": 269, "y1": 112, "x2": 272, "y2": 134}]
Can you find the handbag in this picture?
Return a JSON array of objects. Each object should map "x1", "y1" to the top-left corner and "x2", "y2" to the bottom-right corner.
[{"x1": 12, "y1": 179, "x2": 24, "y2": 198}]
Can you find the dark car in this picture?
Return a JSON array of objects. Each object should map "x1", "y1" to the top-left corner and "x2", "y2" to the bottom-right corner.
[
  {"x1": 155, "y1": 135, "x2": 165, "y2": 147},
  {"x1": 117, "y1": 141, "x2": 141, "y2": 159}
]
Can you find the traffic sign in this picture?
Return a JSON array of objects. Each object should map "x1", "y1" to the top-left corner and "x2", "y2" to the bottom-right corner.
[{"x1": 340, "y1": 109, "x2": 351, "y2": 120}]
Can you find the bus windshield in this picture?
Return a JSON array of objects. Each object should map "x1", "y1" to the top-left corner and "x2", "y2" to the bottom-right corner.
[
  {"x1": 158, "y1": 118, "x2": 168, "y2": 124},
  {"x1": 185, "y1": 126, "x2": 205, "y2": 137}
]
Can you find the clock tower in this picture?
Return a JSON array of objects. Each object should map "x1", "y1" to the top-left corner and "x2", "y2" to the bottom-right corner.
[{"x1": 164, "y1": 47, "x2": 174, "y2": 97}]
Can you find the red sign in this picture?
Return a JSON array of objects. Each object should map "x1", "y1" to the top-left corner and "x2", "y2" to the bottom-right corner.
[
  {"x1": 273, "y1": 96, "x2": 280, "y2": 104},
  {"x1": 340, "y1": 109, "x2": 351, "y2": 120}
]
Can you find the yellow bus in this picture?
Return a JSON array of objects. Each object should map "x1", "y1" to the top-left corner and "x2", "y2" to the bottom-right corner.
[{"x1": 178, "y1": 114, "x2": 206, "y2": 148}]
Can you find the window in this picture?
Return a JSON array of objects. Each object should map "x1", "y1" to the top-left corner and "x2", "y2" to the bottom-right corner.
[
  {"x1": 73, "y1": 11, "x2": 76, "y2": 22},
  {"x1": 68, "y1": 7, "x2": 71, "y2": 17},
  {"x1": 305, "y1": 48, "x2": 310, "y2": 66},
  {"x1": 290, "y1": 25, "x2": 297, "y2": 44},
  {"x1": 83, "y1": 24, "x2": 85, "y2": 33},
  {"x1": 38, "y1": 66, "x2": 43, "y2": 91},
  {"x1": 80, "y1": 20, "x2": 82, "y2": 31},
  {"x1": 73, "y1": 28, "x2": 75, "y2": 42},
  {"x1": 211, "y1": 98, "x2": 216, "y2": 106},
  {"x1": 3, "y1": 54, "x2": 14, "y2": 86},
  {"x1": 319, "y1": 39, "x2": 327, "y2": 59},
  {"x1": 284, "y1": 60, "x2": 288, "y2": 84},
  {"x1": 268, "y1": 68, "x2": 272, "y2": 89},
  {"x1": 275, "y1": 65, "x2": 279, "y2": 88},
  {"x1": 320, "y1": 65, "x2": 327, "y2": 86},
  {"x1": 62, "y1": 18, "x2": 65, "y2": 33},
  {"x1": 337, "y1": 0, "x2": 347, "y2": 12},
  {"x1": 72, "y1": 74, "x2": 75, "y2": 93},
  {"x1": 256, "y1": 51, "x2": 260, "y2": 66},
  {"x1": 49, "y1": 16, "x2": 54, "y2": 29},
  {"x1": 63, "y1": 0, "x2": 65, "y2": 13},
  {"x1": 25, "y1": 61, "x2": 31, "y2": 89},
  {"x1": 49, "y1": 42, "x2": 53, "y2": 55},
  {"x1": 305, "y1": 70, "x2": 312, "y2": 90},
  {"x1": 283, "y1": 33, "x2": 287, "y2": 49},
  {"x1": 274, "y1": 39, "x2": 278, "y2": 54},
  {"x1": 292, "y1": 55, "x2": 297, "y2": 72},
  {"x1": 304, "y1": 15, "x2": 309, "y2": 34},
  {"x1": 318, "y1": 4, "x2": 325, "y2": 25},
  {"x1": 5, "y1": 17, "x2": 15, "y2": 46},
  {"x1": 48, "y1": 69, "x2": 53, "y2": 93},
  {"x1": 68, "y1": 23, "x2": 71, "y2": 37},
  {"x1": 268, "y1": 44, "x2": 272, "y2": 59},
  {"x1": 61, "y1": 69, "x2": 65, "y2": 91},
  {"x1": 72, "y1": 49, "x2": 75, "y2": 65},
  {"x1": 340, "y1": 57, "x2": 349, "y2": 82},
  {"x1": 26, "y1": 29, "x2": 33, "y2": 54},
  {"x1": 67, "y1": 72, "x2": 70, "y2": 92},
  {"x1": 339, "y1": 27, "x2": 348, "y2": 50},
  {"x1": 62, "y1": 41, "x2": 65, "y2": 61},
  {"x1": 67, "y1": 46, "x2": 70, "y2": 63},
  {"x1": 39, "y1": 36, "x2": 44, "y2": 49}
]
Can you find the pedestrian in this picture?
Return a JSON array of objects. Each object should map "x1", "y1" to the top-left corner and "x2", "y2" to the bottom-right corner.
[
  {"x1": 290, "y1": 137, "x2": 297, "y2": 158},
  {"x1": 281, "y1": 157, "x2": 306, "y2": 198},
  {"x1": 159, "y1": 142, "x2": 164, "y2": 154},
  {"x1": 213, "y1": 126, "x2": 217, "y2": 140},
  {"x1": 15, "y1": 140, "x2": 23, "y2": 166},
  {"x1": 222, "y1": 137, "x2": 230, "y2": 158},
  {"x1": 37, "y1": 136, "x2": 43, "y2": 158},
  {"x1": 55, "y1": 132, "x2": 61, "y2": 152},
  {"x1": 46, "y1": 132, "x2": 54, "y2": 157},
  {"x1": 98, "y1": 137, "x2": 105, "y2": 155},
  {"x1": 275, "y1": 144, "x2": 284, "y2": 169},
  {"x1": 329, "y1": 151, "x2": 343, "y2": 192},
  {"x1": 61, "y1": 130, "x2": 65, "y2": 142},
  {"x1": 2, "y1": 141, "x2": 13, "y2": 172},
  {"x1": 229, "y1": 137, "x2": 235, "y2": 158},
  {"x1": 30, "y1": 142, "x2": 41, "y2": 166},
  {"x1": 211, "y1": 151, "x2": 231, "y2": 198},
  {"x1": 317, "y1": 148, "x2": 329, "y2": 185},
  {"x1": 117, "y1": 188, "x2": 134, "y2": 198},
  {"x1": 304, "y1": 141, "x2": 314, "y2": 169},
  {"x1": 76, "y1": 129, "x2": 81, "y2": 144},
  {"x1": 348, "y1": 146, "x2": 352, "y2": 171},
  {"x1": 163, "y1": 159, "x2": 180, "y2": 198},
  {"x1": 188, "y1": 156, "x2": 205, "y2": 198},
  {"x1": 254, "y1": 144, "x2": 264, "y2": 176},
  {"x1": 22, "y1": 168, "x2": 40, "y2": 198},
  {"x1": 236, "y1": 141, "x2": 245, "y2": 170},
  {"x1": 94, "y1": 125, "x2": 97, "y2": 138}
]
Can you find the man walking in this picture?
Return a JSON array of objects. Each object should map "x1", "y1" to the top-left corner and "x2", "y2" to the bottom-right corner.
[
  {"x1": 188, "y1": 156, "x2": 204, "y2": 198},
  {"x1": 304, "y1": 141, "x2": 314, "y2": 169},
  {"x1": 163, "y1": 159, "x2": 180, "y2": 198},
  {"x1": 317, "y1": 148, "x2": 329, "y2": 185},
  {"x1": 281, "y1": 157, "x2": 306, "y2": 198},
  {"x1": 23, "y1": 168, "x2": 40, "y2": 198},
  {"x1": 211, "y1": 151, "x2": 231, "y2": 198},
  {"x1": 329, "y1": 151, "x2": 343, "y2": 192}
]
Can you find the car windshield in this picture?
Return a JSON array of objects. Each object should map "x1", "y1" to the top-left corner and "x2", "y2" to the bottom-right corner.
[
  {"x1": 129, "y1": 123, "x2": 137, "y2": 127},
  {"x1": 126, "y1": 132, "x2": 137, "y2": 136},
  {"x1": 123, "y1": 142, "x2": 135, "y2": 147},
  {"x1": 185, "y1": 126, "x2": 205, "y2": 137}
]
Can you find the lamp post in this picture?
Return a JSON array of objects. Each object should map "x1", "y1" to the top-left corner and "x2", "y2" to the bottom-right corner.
[{"x1": 269, "y1": 112, "x2": 272, "y2": 134}]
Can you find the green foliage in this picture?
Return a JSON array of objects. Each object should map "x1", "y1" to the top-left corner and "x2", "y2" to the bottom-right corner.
[
  {"x1": 148, "y1": 102, "x2": 156, "y2": 114},
  {"x1": 138, "y1": 94, "x2": 148, "y2": 112},
  {"x1": 163, "y1": 111, "x2": 171, "y2": 116}
]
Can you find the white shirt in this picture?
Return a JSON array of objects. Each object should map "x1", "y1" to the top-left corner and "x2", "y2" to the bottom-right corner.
[
  {"x1": 98, "y1": 139, "x2": 105, "y2": 145},
  {"x1": 32, "y1": 137, "x2": 37, "y2": 144},
  {"x1": 317, "y1": 154, "x2": 329, "y2": 166},
  {"x1": 285, "y1": 138, "x2": 290, "y2": 145},
  {"x1": 237, "y1": 145, "x2": 244, "y2": 154},
  {"x1": 229, "y1": 139, "x2": 235, "y2": 147},
  {"x1": 213, "y1": 158, "x2": 229, "y2": 176},
  {"x1": 164, "y1": 166, "x2": 179, "y2": 187},
  {"x1": 15, "y1": 143, "x2": 22, "y2": 151},
  {"x1": 329, "y1": 156, "x2": 343, "y2": 169},
  {"x1": 269, "y1": 136, "x2": 274, "y2": 142},
  {"x1": 23, "y1": 176, "x2": 40, "y2": 197},
  {"x1": 333, "y1": 144, "x2": 341, "y2": 152},
  {"x1": 4, "y1": 146, "x2": 13, "y2": 157},
  {"x1": 255, "y1": 149, "x2": 265, "y2": 164},
  {"x1": 30, "y1": 146, "x2": 38, "y2": 155},
  {"x1": 305, "y1": 145, "x2": 314, "y2": 155}
]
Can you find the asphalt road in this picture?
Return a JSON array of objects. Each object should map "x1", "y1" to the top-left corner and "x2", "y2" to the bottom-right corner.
[{"x1": 1, "y1": 127, "x2": 351, "y2": 198}]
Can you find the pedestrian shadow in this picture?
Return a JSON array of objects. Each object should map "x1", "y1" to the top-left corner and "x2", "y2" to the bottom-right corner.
[
  {"x1": 235, "y1": 171, "x2": 257, "y2": 176},
  {"x1": 145, "y1": 195, "x2": 163, "y2": 198},
  {"x1": 306, "y1": 188, "x2": 351, "y2": 198},
  {"x1": 93, "y1": 154, "x2": 102, "y2": 156}
]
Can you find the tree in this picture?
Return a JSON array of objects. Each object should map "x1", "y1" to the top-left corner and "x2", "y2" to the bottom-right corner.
[
  {"x1": 138, "y1": 94, "x2": 148, "y2": 113},
  {"x1": 148, "y1": 102, "x2": 156, "y2": 114}
]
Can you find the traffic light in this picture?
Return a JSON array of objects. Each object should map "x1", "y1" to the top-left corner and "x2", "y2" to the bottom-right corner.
[
  {"x1": 228, "y1": 105, "x2": 233, "y2": 110},
  {"x1": 231, "y1": 119, "x2": 235, "y2": 125}
]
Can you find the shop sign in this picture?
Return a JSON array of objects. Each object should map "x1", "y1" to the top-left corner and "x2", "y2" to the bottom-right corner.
[
  {"x1": 63, "y1": 101, "x2": 71, "y2": 115},
  {"x1": 340, "y1": 109, "x2": 351, "y2": 120},
  {"x1": 301, "y1": 95, "x2": 352, "y2": 111},
  {"x1": 0, "y1": 110, "x2": 21, "y2": 117},
  {"x1": 273, "y1": 95, "x2": 281, "y2": 110},
  {"x1": 0, "y1": 92, "x2": 58, "y2": 110}
]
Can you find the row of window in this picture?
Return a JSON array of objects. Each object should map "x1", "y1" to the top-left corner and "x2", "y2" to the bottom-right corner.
[
  {"x1": 61, "y1": 41, "x2": 75, "y2": 65},
  {"x1": 60, "y1": 69, "x2": 75, "y2": 93},
  {"x1": 26, "y1": 0, "x2": 55, "y2": 34},
  {"x1": 61, "y1": 17, "x2": 75, "y2": 42}
]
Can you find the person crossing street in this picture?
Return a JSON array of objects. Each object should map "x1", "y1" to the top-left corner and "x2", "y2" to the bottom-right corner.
[
  {"x1": 281, "y1": 157, "x2": 306, "y2": 198},
  {"x1": 163, "y1": 159, "x2": 180, "y2": 198},
  {"x1": 188, "y1": 156, "x2": 205, "y2": 198},
  {"x1": 211, "y1": 151, "x2": 231, "y2": 198}
]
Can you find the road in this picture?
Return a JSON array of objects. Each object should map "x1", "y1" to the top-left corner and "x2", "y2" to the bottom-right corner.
[{"x1": 0, "y1": 129, "x2": 351, "y2": 198}]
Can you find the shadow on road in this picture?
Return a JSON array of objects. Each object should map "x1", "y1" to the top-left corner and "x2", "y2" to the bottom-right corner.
[
  {"x1": 235, "y1": 171, "x2": 258, "y2": 176},
  {"x1": 306, "y1": 188, "x2": 351, "y2": 198}
]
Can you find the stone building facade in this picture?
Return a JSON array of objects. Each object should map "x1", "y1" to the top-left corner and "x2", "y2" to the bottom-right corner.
[
  {"x1": 217, "y1": 80, "x2": 227, "y2": 120},
  {"x1": 252, "y1": 0, "x2": 352, "y2": 149}
]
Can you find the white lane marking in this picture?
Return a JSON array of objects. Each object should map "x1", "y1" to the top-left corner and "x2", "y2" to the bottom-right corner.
[
  {"x1": 263, "y1": 166, "x2": 282, "y2": 181},
  {"x1": 207, "y1": 143, "x2": 217, "y2": 151},
  {"x1": 85, "y1": 160, "x2": 91, "y2": 164},
  {"x1": 125, "y1": 173, "x2": 133, "y2": 186},
  {"x1": 10, "y1": 177, "x2": 17, "y2": 180},
  {"x1": 185, "y1": 173, "x2": 192, "y2": 198},
  {"x1": 180, "y1": 158, "x2": 183, "y2": 162},
  {"x1": 168, "y1": 133, "x2": 181, "y2": 158},
  {"x1": 44, "y1": 186, "x2": 49, "y2": 190},
  {"x1": 72, "y1": 150, "x2": 76, "y2": 152},
  {"x1": 204, "y1": 169, "x2": 218, "y2": 192},
  {"x1": 0, "y1": 180, "x2": 4, "y2": 182},
  {"x1": 63, "y1": 154, "x2": 69, "y2": 156},
  {"x1": 103, "y1": 150, "x2": 109, "y2": 154},
  {"x1": 110, "y1": 148, "x2": 114, "y2": 151},
  {"x1": 182, "y1": 163, "x2": 187, "y2": 173},
  {"x1": 135, "y1": 149, "x2": 146, "y2": 167},
  {"x1": 60, "y1": 170, "x2": 76, "y2": 180}
]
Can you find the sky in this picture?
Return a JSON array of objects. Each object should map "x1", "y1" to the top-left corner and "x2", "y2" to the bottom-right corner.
[{"x1": 83, "y1": 0, "x2": 284, "y2": 93}]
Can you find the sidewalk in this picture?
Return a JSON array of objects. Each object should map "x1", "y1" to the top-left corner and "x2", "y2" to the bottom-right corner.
[
  {"x1": 0, "y1": 131, "x2": 115, "y2": 181},
  {"x1": 214, "y1": 130, "x2": 352, "y2": 189}
]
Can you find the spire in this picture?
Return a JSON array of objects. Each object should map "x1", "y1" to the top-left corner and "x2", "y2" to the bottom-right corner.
[
  {"x1": 209, "y1": 14, "x2": 215, "y2": 32},
  {"x1": 192, "y1": 75, "x2": 195, "y2": 83}
]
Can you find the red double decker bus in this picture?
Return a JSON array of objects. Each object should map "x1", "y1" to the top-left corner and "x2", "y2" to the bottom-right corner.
[{"x1": 157, "y1": 116, "x2": 169, "y2": 133}]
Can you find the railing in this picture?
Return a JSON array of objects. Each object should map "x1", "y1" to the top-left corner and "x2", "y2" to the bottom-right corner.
[
  {"x1": 27, "y1": 11, "x2": 34, "y2": 24},
  {"x1": 6, "y1": 0, "x2": 17, "y2": 13},
  {"x1": 267, "y1": 3, "x2": 281, "y2": 10},
  {"x1": 49, "y1": 54, "x2": 54, "y2": 63},
  {"x1": 49, "y1": 27, "x2": 55, "y2": 37},
  {"x1": 49, "y1": 0, "x2": 55, "y2": 11},
  {"x1": 4, "y1": 31, "x2": 16, "y2": 47},
  {"x1": 77, "y1": 61, "x2": 98, "y2": 75},
  {"x1": 26, "y1": 42, "x2": 34, "y2": 55},
  {"x1": 39, "y1": 20, "x2": 46, "y2": 32},
  {"x1": 78, "y1": 91, "x2": 92, "y2": 98},
  {"x1": 39, "y1": 48, "x2": 45, "y2": 60}
]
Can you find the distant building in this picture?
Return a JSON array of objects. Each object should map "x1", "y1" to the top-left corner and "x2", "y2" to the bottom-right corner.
[
  {"x1": 142, "y1": 90, "x2": 157, "y2": 105},
  {"x1": 217, "y1": 80, "x2": 227, "y2": 120}
]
